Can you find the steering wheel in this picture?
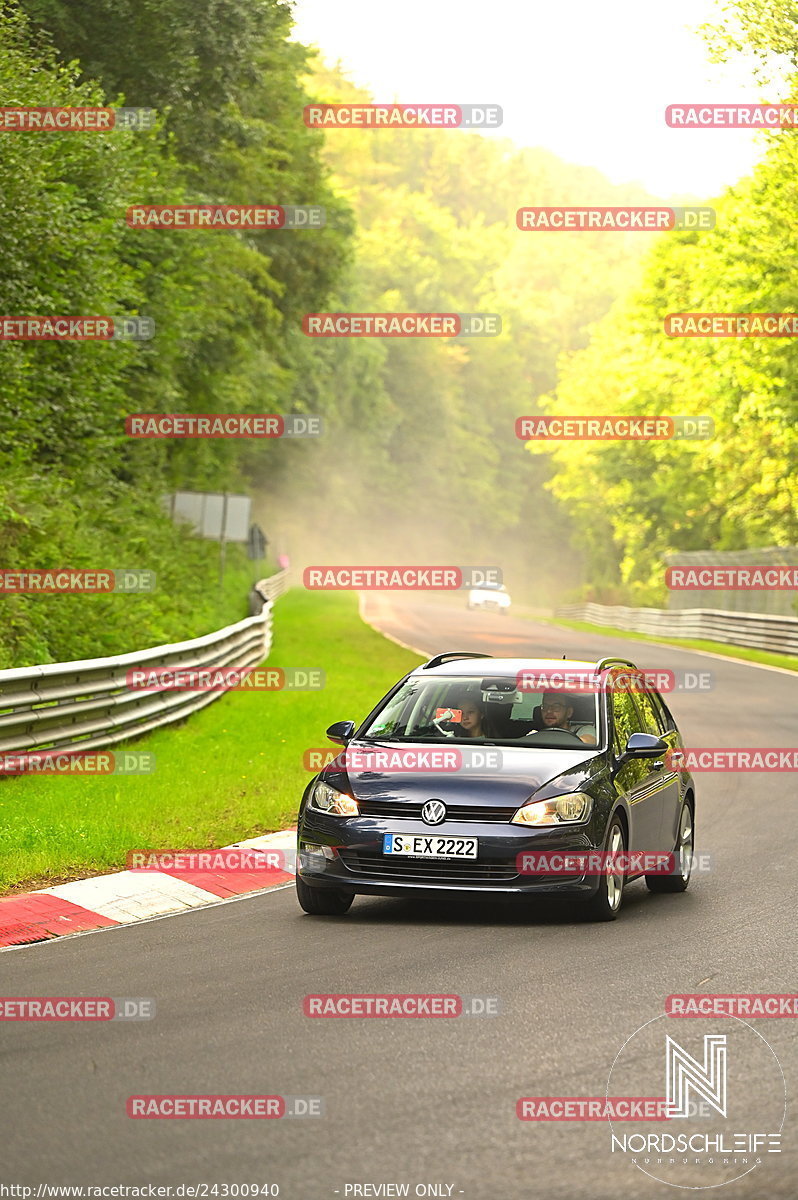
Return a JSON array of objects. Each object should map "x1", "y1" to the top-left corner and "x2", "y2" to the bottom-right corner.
[{"x1": 528, "y1": 727, "x2": 587, "y2": 746}]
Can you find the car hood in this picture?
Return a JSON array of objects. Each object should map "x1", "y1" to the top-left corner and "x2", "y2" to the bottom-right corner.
[{"x1": 320, "y1": 739, "x2": 604, "y2": 807}]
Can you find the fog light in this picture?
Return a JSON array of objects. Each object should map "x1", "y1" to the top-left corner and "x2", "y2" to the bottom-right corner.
[{"x1": 299, "y1": 841, "x2": 335, "y2": 869}]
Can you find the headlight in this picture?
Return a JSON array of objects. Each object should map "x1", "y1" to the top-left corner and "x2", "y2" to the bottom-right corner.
[
  {"x1": 511, "y1": 793, "x2": 592, "y2": 826},
  {"x1": 310, "y1": 781, "x2": 359, "y2": 817}
]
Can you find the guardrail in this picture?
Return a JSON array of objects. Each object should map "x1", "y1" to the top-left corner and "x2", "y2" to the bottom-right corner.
[
  {"x1": 0, "y1": 570, "x2": 290, "y2": 757},
  {"x1": 554, "y1": 602, "x2": 798, "y2": 657}
]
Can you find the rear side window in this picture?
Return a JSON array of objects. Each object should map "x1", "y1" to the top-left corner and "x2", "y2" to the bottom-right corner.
[
  {"x1": 649, "y1": 689, "x2": 677, "y2": 732},
  {"x1": 612, "y1": 688, "x2": 641, "y2": 755},
  {"x1": 633, "y1": 688, "x2": 666, "y2": 737}
]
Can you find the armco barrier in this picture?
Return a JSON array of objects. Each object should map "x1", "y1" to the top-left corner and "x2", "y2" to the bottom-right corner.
[
  {"x1": 554, "y1": 602, "x2": 798, "y2": 656},
  {"x1": 0, "y1": 571, "x2": 289, "y2": 757}
]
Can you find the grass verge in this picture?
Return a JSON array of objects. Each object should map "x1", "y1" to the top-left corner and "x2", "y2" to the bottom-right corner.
[
  {"x1": 0, "y1": 590, "x2": 422, "y2": 894},
  {"x1": 544, "y1": 616, "x2": 798, "y2": 673}
]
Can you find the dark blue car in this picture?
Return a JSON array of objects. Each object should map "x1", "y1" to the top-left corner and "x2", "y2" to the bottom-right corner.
[{"x1": 295, "y1": 652, "x2": 695, "y2": 921}]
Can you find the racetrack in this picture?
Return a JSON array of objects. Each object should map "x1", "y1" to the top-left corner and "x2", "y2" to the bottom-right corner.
[{"x1": 3, "y1": 597, "x2": 797, "y2": 1198}]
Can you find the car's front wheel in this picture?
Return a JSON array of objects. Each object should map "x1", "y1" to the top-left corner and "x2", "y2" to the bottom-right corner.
[
  {"x1": 581, "y1": 815, "x2": 626, "y2": 922},
  {"x1": 646, "y1": 799, "x2": 694, "y2": 893},
  {"x1": 296, "y1": 874, "x2": 354, "y2": 915}
]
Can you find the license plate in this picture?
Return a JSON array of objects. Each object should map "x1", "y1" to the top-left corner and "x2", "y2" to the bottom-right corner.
[{"x1": 383, "y1": 833, "x2": 478, "y2": 859}]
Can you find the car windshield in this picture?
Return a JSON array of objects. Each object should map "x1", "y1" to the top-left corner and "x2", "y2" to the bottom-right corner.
[{"x1": 359, "y1": 675, "x2": 601, "y2": 749}]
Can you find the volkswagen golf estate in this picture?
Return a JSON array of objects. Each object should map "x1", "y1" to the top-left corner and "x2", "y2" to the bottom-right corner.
[{"x1": 295, "y1": 652, "x2": 695, "y2": 921}]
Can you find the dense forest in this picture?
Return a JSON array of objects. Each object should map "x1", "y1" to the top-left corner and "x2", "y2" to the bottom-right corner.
[
  {"x1": 0, "y1": 0, "x2": 794, "y2": 665},
  {"x1": 540, "y1": 3, "x2": 798, "y2": 603}
]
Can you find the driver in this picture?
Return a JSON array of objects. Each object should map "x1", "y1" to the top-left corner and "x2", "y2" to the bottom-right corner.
[{"x1": 539, "y1": 692, "x2": 597, "y2": 745}]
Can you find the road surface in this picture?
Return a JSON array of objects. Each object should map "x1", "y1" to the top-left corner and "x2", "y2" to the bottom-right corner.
[{"x1": 3, "y1": 596, "x2": 796, "y2": 1198}]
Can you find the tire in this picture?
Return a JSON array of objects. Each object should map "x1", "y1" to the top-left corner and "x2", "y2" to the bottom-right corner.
[
  {"x1": 646, "y1": 798, "x2": 694, "y2": 893},
  {"x1": 581, "y1": 815, "x2": 626, "y2": 922},
  {"x1": 296, "y1": 874, "x2": 354, "y2": 915}
]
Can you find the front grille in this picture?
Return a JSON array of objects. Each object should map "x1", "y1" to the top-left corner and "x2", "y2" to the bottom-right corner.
[
  {"x1": 338, "y1": 849, "x2": 518, "y2": 882},
  {"x1": 356, "y1": 800, "x2": 517, "y2": 824}
]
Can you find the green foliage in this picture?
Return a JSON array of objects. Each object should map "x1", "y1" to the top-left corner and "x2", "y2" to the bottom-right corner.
[
  {"x1": 257, "y1": 60, "x2": 656, "y2": 603},
  {"x1": 0, "y1": 459, "x2": 258, "y2": 665},
  {"x1": 7, "y1": 0, "x2": 767, "y2": 655},
  {"x1": 531, "y1": 147, "x2": 798, "y2": 603},
  {"x1": 0, "y1": 1, "x2": 350, "y2": 664}
]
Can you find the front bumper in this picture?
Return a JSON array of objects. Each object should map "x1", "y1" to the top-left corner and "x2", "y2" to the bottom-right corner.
[{"x1": 296, "y1": 810, "x2": 603, "y2": 897}]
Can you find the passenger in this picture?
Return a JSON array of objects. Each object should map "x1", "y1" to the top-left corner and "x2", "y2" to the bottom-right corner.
[
  {"x1": 458, "y1": 699, "x2": 486, "y2": 739},
  {"x1": 539, "y1": 692, "x2": 597, "y2": 745}
]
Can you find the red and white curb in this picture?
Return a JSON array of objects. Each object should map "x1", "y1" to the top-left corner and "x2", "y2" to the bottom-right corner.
[{"x1": 0, "y1": 830, "x2": 296, "y2": 950}]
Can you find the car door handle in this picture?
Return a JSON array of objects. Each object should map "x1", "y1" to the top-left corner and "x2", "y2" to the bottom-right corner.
[{"x1": 651, "y1": 760, "x2": 664, "y2": 770}]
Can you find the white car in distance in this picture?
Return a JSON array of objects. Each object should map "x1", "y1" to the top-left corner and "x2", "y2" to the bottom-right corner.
[{"x1": 466, "y1": 581, "x2": 511, "y2": 612}]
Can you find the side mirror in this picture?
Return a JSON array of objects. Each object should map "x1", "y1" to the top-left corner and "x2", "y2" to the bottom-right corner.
[
  {"x1": 326, "y1": 720, "x2": 355, "y2": 746},
  {"x1": 616, "y1": 731, "x2": 668, "y2": 768}
]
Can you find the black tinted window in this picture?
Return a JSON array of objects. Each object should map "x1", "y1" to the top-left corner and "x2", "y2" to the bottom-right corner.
[{"x1": 649, "y1": 689, "x2": 676, "y2": 732}]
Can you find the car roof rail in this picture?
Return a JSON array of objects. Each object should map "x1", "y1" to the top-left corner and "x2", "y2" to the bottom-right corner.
[{"x1": 420, "y1": 651, "x2": 494, "y2": 671}]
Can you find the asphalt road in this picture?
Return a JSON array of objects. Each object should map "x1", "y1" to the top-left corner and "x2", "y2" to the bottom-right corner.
[{"x1": 3, "y1": 597, "x2": 797, "y2": 1199}]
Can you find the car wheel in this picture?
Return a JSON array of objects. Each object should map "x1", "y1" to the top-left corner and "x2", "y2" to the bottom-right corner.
[
  {"x1": 581, "y1": 815, "x2": 626, "y2": 922},
  {"x1": 296, "y1": 874, "x2": 354, "y2": 915},
  {"x1": 646, "y1": 798, "x2": 694, "y2": 893}
]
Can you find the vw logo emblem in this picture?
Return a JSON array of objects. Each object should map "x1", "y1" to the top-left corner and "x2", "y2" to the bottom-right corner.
[{"x1": 422, "y1": 800, "x2": 446, "y2": 825}]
